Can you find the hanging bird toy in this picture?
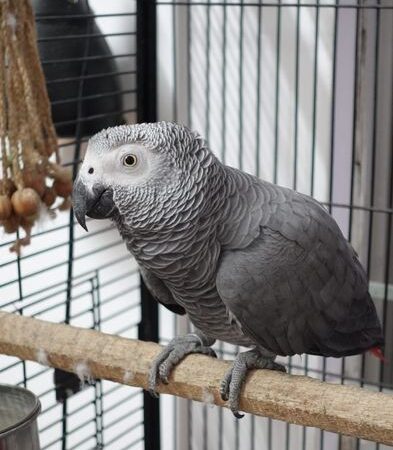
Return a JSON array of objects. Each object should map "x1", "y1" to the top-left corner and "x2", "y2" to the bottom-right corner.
[{"x1": 0, "y1": 0, "x2": 72, "y2": 253}]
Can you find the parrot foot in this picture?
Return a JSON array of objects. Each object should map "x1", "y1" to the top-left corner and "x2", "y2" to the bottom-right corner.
[
  {"x1": 220, "y1": 348, "x2": 286, "y2": 418},
  {"x1": 148, "y1": 333, "x2": 216, "y2": 398}
]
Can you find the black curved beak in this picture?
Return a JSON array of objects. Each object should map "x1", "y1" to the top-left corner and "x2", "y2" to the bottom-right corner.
[{"x1": 72, "y1": 177, "x2": 116, "y2": 232}]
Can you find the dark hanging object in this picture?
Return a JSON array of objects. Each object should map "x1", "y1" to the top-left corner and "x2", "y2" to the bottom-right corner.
[
  {"x1": 54, "y1": 369, "x2": 88, "y2": 402},
  {"x1": 32, "y1": 0, "x2": 124, "y2": 137}
]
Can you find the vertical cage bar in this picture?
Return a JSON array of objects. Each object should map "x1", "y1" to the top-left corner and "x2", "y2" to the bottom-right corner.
[
  {"x1": 269, "y1": 1, "x2": 283, "y2": 438},
  {"x1": 137, "y1": 0, "x2": 158, "y2": 123},
  {"x1": 187, "y1": 2, "x2": 192, "y2": 128},
  {"x1": 273, "y1": 0, "x2": 281, "y2": 185},
  {"x1": 310, "y1": 0, "x2": 320, "y2": 197},
  {"x1": 372, "y1": 5, "x2": 382, "y2": 449},
  {"x1": 221, "y1": 2, "x2": 227, "y2": 164},
  {"x1": 93, "y1": 272, "x2": 104, "y2": 447},
  {"x1": 304, "y1": 0, "x2": 317, "y2": 422},
  {"x1": 138, "y1": 281, "x2": 160, "y2": 450},
  {"x1": 62, "y1": 11, "x2": 93, "y2": 449},
  {"x1": 173, "y1": 3, "x2": 178, "y2": 122},
  {"x1": 203, "y1": 4, "x2": 212, "y2": 447},
  {"x1": 137, "y1": 1, "x2": 160, "y2": 450},
  {"x1": 252, "y1": 4, "x2": 263, "y2": 449},
  {"x1": 235, "y1": 3, "x2": 244, "y2": 449},
  {"x1": 321, "y1": 1, "x2": 339, "y2": 449},
  {"x1": 15, "y1": 242, "x2": 27, "y2": 389}
]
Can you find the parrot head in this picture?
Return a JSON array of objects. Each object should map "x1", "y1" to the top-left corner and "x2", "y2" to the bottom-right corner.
[{"x1": 72, "y1": 122, "x2": 215, "y2": 231}]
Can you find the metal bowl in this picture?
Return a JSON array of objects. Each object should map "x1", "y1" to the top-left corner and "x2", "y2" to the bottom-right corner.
[{"x1": 0, "y1": 384, "x2": 41, "y2": 450}]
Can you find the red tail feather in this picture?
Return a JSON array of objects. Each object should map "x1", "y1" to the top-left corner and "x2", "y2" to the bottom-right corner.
[{"x1": 370, "y1": 346, "x2": 386, "y2": 363}]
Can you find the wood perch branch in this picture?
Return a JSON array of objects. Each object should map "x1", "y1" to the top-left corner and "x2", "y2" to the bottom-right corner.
[{"x1": 0, "y1": 311, "x2": 392, "y2": 445}]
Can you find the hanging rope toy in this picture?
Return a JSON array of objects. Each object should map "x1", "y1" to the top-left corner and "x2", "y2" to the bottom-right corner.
[{"x1": 0, "y1": 0, "x2": 72, "y2": 253}]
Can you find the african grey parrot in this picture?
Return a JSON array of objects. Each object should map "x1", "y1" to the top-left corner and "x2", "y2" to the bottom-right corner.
[{"x1": 72, "y1": 121, "x2": 384, "y2": 416}]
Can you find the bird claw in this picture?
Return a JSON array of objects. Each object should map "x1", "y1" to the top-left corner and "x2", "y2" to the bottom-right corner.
[
  {"x1": 148, "y1": 388, "x2": 159, "y2": 399},
  {"x1": 220, "y1": 349, "x2": 286, "y2": 418},
  {"x1": 207, "y1": 348, "x2": 218, "y2": 359},
  {"x1": 148, "y1": 372, "x2": 161, "y2": 398},
  {"x1": 148, "y1": 334, "x2": 215, "y2": 396},
  {"x1": 219, "y1": 370, "x2": 231, "y2": 401}
]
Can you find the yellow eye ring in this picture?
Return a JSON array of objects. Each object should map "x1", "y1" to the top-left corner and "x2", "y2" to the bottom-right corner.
[{"x1": 122, "y1": 154, "x2": 137, "y2": 167}]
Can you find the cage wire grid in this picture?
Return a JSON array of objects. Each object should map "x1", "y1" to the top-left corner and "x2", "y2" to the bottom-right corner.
[
  {"x1": 0, "y1": 1, "x2": 392, "y2": 450},
  {"x1": 0, "y1": 1, "x2": 147, "y2": 449},
  {"x1": 156, "y1": 1, "x2": 393, "y2": 450}
]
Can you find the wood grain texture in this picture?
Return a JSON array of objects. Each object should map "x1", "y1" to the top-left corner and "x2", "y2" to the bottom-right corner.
[{"x1": 0, "y1": 311, "x2": 392, "y2": 445}]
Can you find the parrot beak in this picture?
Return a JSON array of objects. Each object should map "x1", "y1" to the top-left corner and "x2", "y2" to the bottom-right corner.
[{"x1": 72, "y1": 177, "x2": 117, "y2": 232}]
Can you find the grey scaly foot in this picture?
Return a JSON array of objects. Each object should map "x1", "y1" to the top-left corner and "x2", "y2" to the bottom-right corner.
[
  {"x1": 148, "y1": 332, "x2": 216, "y2": 397},
  {"x1": 220, "y1": 348, "x2": 286, "y2": 418}
]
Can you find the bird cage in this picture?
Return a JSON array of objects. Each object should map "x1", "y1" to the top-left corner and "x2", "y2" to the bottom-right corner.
[{"x1": 0, "y1": 1, "x2": 392, "y2": 450}]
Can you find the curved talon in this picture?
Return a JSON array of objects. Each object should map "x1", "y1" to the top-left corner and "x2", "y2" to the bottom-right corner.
[
  {"x1": 148, "y1": 371, "x2": 160, "y2": 397},
  {"x1": 272, "y1": 362, "x2": 286, "y2": 372},
  {"x1": 147, "y1": 333, "x2": 216, "y2": 396},
  {"x1": 206, "y1": 348, "x2": 217, "y2": 358},
  {"x1": 220, "y1": 367, "x2": 232, "y2": 401},
  {"x1": 159, "y1": 362, "x2": 171, "y2": 384},
  {"x1": 220, "y1": 390, "x2": 229, "y2": 402},
  {"x1": 148, "y1": 389, "x2": 159, "y2": 399},
  {"x1": 160, "y1": 376, "x2": 169, "y2": 385},
  {"x1": 220, "y1": 349, "x2": 286, "y2": 418}
]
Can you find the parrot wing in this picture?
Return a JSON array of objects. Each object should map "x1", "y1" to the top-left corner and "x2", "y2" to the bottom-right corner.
[
  {"x1": 216, "y1": 179, "x2": 383, "y2": 357},
  {"x1": 140, "y1": 266, "x2": 186, "y2": 315}
]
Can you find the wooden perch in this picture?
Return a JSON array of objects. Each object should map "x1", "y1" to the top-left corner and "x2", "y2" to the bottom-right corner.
[{"x1": 0, "y1": 311, "x2": 392, "y2": 445}]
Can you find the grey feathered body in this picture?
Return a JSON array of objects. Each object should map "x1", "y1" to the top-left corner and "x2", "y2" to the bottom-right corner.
[{"x1": 106, "y1": 122, "x2": 382, "y2": 357}]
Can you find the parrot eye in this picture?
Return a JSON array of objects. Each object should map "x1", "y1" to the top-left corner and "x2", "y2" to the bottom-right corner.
[{"x1": 122, "y1": 154, "x2": 137, "y2": 167}]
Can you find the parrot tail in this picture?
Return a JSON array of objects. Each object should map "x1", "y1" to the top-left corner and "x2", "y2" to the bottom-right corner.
[{"x1": 370, "y1": 346, "x2": 386, "y2": 363}]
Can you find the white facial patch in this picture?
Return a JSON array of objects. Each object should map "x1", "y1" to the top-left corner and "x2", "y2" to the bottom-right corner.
[{"x1": 79, "y1": 143, "x2": 159, "y2": 190}]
